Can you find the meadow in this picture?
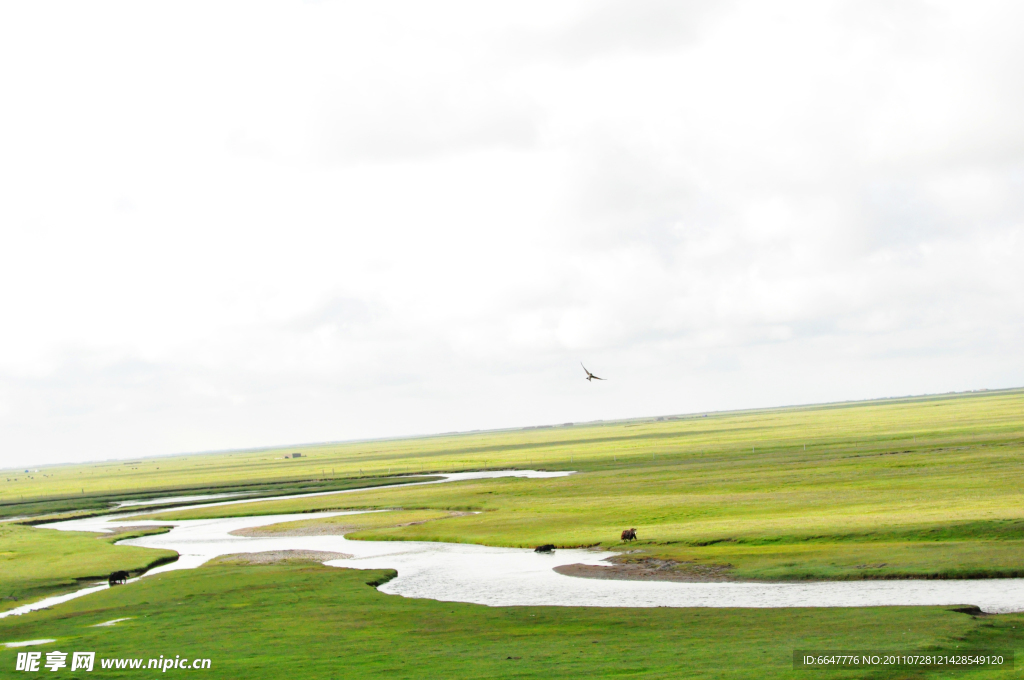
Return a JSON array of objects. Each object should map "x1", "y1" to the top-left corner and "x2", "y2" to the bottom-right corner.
[
  {"x1": 0, "y1": 524, "x2": 176, "y2": 609},
  {"x1": 6, "y1": 388, "x2": 1018, "y2": 511},
  {"x1": 1, "y1": 388, "x2": 1023, "y2": 678},
  {"x1": 0, "y1": 475, "x2": 440, "y2": 522},
  {"x1": 1, "y1": 560, "x2": 1018, "y2": 680},
  {"x1": 149, "y1": 388, "x2": 1024, "y2": 581}
]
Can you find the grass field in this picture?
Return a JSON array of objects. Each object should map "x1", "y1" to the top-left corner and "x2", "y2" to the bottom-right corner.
[
  {"x1": 0, "y1": 524, "x2": 177, "y2": 611},
  {"x1": 231, "y1": 508, "x2": 473, "y2": 536},
  {"x1": 1, "y1": 561, "x2": 1019, "y2": 680},
  {"x1": 142, "y1": 388, "x2": 1024, "y2": 581},
  {"x1": 5, "y1": 388, "x2": 1019, "y2": 512},
  {"x1": 1, "y1": 390, "x2": 1023, "y2": 677},
  {"x1": 0, "y1": 476, "x2": 440, "y2": 522}
]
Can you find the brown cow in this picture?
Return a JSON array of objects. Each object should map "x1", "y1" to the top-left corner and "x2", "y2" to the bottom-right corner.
[{"x1": 621, "y1": 528, "x2": 637, "y2": 542}]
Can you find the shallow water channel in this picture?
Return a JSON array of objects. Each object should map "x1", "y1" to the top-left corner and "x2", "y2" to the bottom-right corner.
[{"x1": 7, "y1": 470, "x2": 1024, "y2": 617}]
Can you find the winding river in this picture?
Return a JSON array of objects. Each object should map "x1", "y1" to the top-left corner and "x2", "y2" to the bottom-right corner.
[{"x1": 6, "y1": 470, "x2": 1024, "y2": 619}]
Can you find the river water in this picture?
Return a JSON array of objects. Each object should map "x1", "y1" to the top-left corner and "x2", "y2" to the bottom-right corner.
[{"x1": 6, "y1": 470, "x2": 1024, "y2": 618}]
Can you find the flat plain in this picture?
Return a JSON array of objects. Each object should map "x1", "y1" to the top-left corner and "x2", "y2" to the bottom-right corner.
[
  {"x1": 2, "y1": 388, "x2": 1023, "y2": 678},
  {"x1": 1, "y1": 562, "x2": 1020, "y2": 680},
  {"x1": 151, "y1": 388, "x2": 1024, "y2": 581}
]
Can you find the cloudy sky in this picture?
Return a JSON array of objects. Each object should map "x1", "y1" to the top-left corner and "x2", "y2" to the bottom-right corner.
[{"x1": 1, "y1": 1, "x2": 1022, "y2": 466}]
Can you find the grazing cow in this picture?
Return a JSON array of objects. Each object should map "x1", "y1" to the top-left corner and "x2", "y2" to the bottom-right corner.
[
  {"x1": 534, "y1": 544, "x2": 556, "y2": 553},
  {"x1": 620, "y1": 528, "x2": 637, "y2": 542},
  {"x1": 108, "y1": 570, "x2": 129, "y2": 586}
]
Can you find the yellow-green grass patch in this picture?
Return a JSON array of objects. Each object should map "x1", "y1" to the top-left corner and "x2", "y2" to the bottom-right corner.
[
  {"x1": 0, "y1": 524, "x2": 177, "y2": 612},
  {"x1": 1, "y1": 562, "x2": 1014, "y2": 680}
]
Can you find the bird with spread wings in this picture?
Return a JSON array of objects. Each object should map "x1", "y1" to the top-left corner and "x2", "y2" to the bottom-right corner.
[{"x1": 581, "y1": 363, "x2": 606, "y2": 382}]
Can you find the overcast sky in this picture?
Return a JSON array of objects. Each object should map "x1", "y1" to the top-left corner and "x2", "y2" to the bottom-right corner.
[{"x1": 1, "y1": 1, "x2": 1022, "y2": 466}]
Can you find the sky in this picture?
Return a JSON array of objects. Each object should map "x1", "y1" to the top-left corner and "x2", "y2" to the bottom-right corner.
[{"x1": 1, "y1": 1, "x2": 1022, "y2": 467}]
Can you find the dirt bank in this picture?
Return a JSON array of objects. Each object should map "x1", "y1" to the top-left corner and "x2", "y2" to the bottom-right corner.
[
  {"x1": 555, "y1": 557, "x2": 740, "y2": 583},
  {"x1": 212, "y1": 550, "x2": 351, "y2": 565},
  {"x1": 229, "y1": 511, "x2": 475, "y2": 537}
]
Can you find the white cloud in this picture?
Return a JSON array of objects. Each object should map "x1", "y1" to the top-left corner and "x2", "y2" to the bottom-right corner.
[{"x1": 1, "y1": 0, "x2": 1022, "y2": 465}]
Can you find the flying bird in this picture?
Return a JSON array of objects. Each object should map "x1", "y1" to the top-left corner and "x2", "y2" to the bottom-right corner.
[{"x1": 581, "y1": 363, "x2": 606, "y2": 382}]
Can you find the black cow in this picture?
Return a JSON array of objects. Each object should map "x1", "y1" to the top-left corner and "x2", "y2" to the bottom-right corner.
[
  {"x1": 534, "y1": 544, "x2": 556, "y2": 553},
  {"x1": 108, "y1": 570, "x2": 129, "y2": 586}
]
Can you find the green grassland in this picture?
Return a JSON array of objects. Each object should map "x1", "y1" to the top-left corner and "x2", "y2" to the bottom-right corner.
[
  {"x1": 6, "y1": 388, "x2": 1018, "y2": 515},
  {"x1": 1, "y1": 561, "x2": 1019, "y2": 680},
  {"x1": 0, "y1": 524, "x2": 177, "y2": 612},
  {"x1": 0, "y1": 475, "x2": 440, "y2": 522},
  {"x1": 1, "y1": 390, "x2": 1023, "y2": 678},
  {"x1": 2, "y1": 389, "x2": 1023, "y2": 606},
  {"x1": 144, "y1": 388, "x2": 1024, "y2": 580},
  {"x1": 233, "y1": 508, "x2": 470, "y2": 536}
]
